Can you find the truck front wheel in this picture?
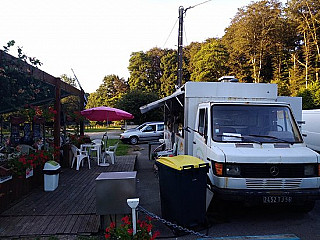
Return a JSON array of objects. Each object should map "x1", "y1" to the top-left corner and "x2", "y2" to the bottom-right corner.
[{"x1": 296, "y1": 201, "x2": 315, "y2": 213}]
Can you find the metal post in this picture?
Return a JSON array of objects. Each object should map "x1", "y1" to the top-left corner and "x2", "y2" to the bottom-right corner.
[
  {"x1": 54, "y1": 78, "x2": 61, "y2": 161},
  {"x1": 127, "y1": 198, "x2": 139, "y2": 235},
  {"x1": 177, "y1": 6, "x2": 184, "y2": 88}
]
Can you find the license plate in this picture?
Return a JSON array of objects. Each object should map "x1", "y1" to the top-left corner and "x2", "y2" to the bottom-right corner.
[{"x1": 263, "y1": 196, "x2": 292, "y2": 204}]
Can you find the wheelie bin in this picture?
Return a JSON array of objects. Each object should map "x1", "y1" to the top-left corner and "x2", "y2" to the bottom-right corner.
[{"x1": 156, "y1": 155, "x2": 209, "y2": 228}]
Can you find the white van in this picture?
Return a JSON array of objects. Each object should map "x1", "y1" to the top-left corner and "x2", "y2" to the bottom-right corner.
[{"x1": 302, "y1": 109, "x2": 320, "y2": 152}]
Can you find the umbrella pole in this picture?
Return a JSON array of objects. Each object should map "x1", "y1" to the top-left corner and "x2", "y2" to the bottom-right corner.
[{"x1": 99, "y1": 113, "x2": 109, "y2": 167}]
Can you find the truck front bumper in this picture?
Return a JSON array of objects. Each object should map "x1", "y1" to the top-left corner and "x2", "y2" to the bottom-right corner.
[{"x1": 212, "y1": 187, "x2": 320, "y2": 204}]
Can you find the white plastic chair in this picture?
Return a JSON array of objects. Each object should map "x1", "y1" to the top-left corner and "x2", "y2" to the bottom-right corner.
[
  {"x1": 103, "y1": 142, "x2": 118, "y2": 165},
  {"x1": 70, "y1": 144, "x2": 90, "y2": 171},
  {"x1": 17, "y1": 144, "x2": 36, "y2": 155}
]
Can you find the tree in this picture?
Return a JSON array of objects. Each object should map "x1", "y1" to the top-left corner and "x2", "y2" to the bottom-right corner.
[
  {"x1": 190, "y1": 38, "x2": 229, "y2": 81},
  {"x1": 160, "y1": 50, "x2": 177, "y2": 97},
  {"x1": 223, "y1": 0, "x2": 285, "y2": 83},
  {"x1": 60, "y1": 74, "x2": 81, "y2": 125},
  {"x1": 85, "y1": 74, "x2": 128, "y2": 108},
  {"x1": 128, "y1": 48, "x2": 166, "y2": 96},
  {"x1": 115, "y1": 90, "x2": 162, "y2": 124},
  {"x1": 287, "y1": 0, "x2": 320, "y2": 86}
]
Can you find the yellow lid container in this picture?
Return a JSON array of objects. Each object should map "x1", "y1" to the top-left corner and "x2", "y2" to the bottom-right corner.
[{"x1": 157, "y1": 155, "x2": 208, "y2": 171}]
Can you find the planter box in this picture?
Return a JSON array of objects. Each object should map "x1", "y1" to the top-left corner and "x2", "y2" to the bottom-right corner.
[{"x1": 0, "y1": 167, "x2": 44, "y2": 213}]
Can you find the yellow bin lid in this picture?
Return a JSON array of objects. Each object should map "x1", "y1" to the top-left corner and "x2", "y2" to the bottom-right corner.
[{"x1": 157, "y1": 155, "x2": 208, "y2": 171}]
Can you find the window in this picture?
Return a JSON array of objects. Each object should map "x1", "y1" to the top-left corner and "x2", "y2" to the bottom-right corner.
[
  {"x1": 198, "y1": 108, "x2": 208, "y2": 136},
  {"x1": 211, "y1": 104, "x2": 302, "y2": 143},
  {"x1": 157, "y1": 124, "x2": 164, "y2": 131},
  {"x1": 144, "y1": 125, "x2": 156, "y2": 132}
]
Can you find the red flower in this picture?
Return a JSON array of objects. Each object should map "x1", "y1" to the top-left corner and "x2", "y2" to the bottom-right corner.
[
  {"x1": 151, "y1": 230, "x2": 160, "y2": 240},
  {"x1": 147, "y1": 223, "x2": 153, "y2": 232},
  {"x1": 127, "y1": 228, "x2": 133, "y2": 235},
  {"x1": 110, "y1": 222, "x2": 116, "y2": 228},
  {"x1": 104, "y1": 233, "x2": 110, "y2": 239},
  {"x1": 121, "y1": 215, "x2": 131, "y2": 225}
]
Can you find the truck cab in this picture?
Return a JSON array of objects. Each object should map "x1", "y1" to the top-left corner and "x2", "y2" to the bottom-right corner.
[{"x1": 193, "y1": 102, "x2": 320, "y2": 211}]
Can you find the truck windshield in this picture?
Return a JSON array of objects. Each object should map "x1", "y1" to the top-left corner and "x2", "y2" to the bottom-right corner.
[{"x1": 212, "y1": 105, "x2": 302, "y2": 143}]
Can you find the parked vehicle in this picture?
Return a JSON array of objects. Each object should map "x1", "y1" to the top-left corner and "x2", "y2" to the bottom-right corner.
[
  {"x1": 120, "y1": 121, "x2": 164, "y2": 145},
  {"x1": 302, "y1": 109, "x2": 320, "y2": 152},
  {"x1": 141, "y1": 81, "x2": 320, "y2": 212}
]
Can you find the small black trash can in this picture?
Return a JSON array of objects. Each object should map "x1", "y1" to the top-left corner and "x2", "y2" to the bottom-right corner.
[{"x1": 156, "y1": 155, "x2": 209, "y2": 228}]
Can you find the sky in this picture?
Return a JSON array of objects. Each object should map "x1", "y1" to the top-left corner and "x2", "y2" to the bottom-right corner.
[{"x1": 1, "y1": 0, "x2": 286, "y2": 93}]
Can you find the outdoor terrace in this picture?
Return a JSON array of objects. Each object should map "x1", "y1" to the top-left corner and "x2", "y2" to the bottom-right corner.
[{"x1": 0, "y1": 155, "x2": 136, "y2": 238}]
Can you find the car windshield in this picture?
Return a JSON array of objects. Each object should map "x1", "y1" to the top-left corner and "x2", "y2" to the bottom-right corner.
[
  {"x1": 212, "y1": 104, "x2": 302, "y2": 143},
  {"x1": 136, "y1": 123, "x2": 147, "y2": 130}
]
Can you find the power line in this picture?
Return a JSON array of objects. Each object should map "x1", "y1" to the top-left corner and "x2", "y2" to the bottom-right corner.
[
  {"x1": 185, "y1": 0, "x2": 213, "y2": 12},
  {"x1": 163, "y1": 18, "x2": 179, "y2": 48}
]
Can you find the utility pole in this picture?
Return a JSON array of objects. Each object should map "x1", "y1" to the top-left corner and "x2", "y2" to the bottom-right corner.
[
  {"x1": 177, "y1": 6, "x2": 184, "y2": 88},
  {"x1": 177, "y1": 1, "x2": 212, "y2": 88}
]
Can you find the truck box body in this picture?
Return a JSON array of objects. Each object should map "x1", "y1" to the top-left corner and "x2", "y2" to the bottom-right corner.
[{"x1": 140, "y1": 81, "x2": 320, "y2": 210}]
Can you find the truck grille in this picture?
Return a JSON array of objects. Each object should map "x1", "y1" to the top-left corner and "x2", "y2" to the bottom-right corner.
[
  {"x1": 246, "y1": 178, "x2": 302, "y2": 189},
  {"x1": 240, "y1": 164, "x2": 311, "y2": 178}
]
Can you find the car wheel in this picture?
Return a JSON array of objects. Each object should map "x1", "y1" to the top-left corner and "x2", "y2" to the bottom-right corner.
[{"x1": 130, "y1": 136, "x2": 138, "y2": 145}]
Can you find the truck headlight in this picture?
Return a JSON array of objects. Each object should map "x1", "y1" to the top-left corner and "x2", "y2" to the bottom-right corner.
[
  {"x1": 304, "y1": 165, "x2": 315, "y2": 176},
  {"x1": 226, "y1": 165, "x2": 241, "y2": 176}
]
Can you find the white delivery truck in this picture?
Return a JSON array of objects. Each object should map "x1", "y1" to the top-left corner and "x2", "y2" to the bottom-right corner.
[
  {"x1": 302, "y1": 109, "x2": 320, "y2": 152},
  {"x1": 141, "y1": 81, "x2": 320, "y2": 212}
]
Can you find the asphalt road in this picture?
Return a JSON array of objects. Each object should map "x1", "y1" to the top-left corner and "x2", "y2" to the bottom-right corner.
[
  {"x1": 86, "y1": 131, "x2": 320, "y2": 240},
  {"x1": 135, "y1": 142, "x2": 320, "y2": 240}
]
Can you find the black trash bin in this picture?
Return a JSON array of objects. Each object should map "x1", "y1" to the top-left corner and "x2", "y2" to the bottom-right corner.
[{"x1": 156, "y1": 155, "x2": 209, "y2": 228}]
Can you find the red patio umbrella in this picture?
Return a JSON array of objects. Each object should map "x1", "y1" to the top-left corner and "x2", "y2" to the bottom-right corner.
[{"x1": 80, "y1": 106, "x2": 134, "y2": 122}]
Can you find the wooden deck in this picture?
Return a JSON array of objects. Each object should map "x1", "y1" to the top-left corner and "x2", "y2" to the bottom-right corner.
[{"x1": 0, "y1": 155, "x2": 136, "y2": 238}]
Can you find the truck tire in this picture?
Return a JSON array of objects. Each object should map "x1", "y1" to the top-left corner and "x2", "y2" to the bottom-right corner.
[
  {"x1": 296, "y1": 201, "x2": 315, "y2": 213},
  {"x1": 130, "y1": 136, "x2": 138, "y2": 145}
]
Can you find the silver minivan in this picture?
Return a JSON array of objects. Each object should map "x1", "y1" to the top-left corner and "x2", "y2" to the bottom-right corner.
[{"x1": 120, "y1": 121, "x2": 164, "y2": 145}]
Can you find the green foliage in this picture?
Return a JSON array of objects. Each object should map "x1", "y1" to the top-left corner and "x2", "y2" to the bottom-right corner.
[
  {"x1": 297, "y1": 87, "x2": 316, "y2": 109},
  {"x1": 85, "y1": 75, "x2": 128, "y2": 109},
  {"x1": 128, "y1": 48, "x2": 167, "y2": 95},
  {"x1": 83, "y1": 0, "x2": 320, "y2": 114},
  {"x1": 115, "y1": 90, "x2": 162, "y2": 124},
  {"x1": 190, "y1": 38, "x2": 229, "y2": 82},
  {"x1": 223, "y1": 0, "x2": 287, "y2": 83},
  {"x1": 160, "y1": 50, "x2": 177, "y2": 97}
]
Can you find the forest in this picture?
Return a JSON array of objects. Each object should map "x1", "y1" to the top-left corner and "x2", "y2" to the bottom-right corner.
[{"x1": 86, "y1": 0, "x2": 320, "y2": 122}]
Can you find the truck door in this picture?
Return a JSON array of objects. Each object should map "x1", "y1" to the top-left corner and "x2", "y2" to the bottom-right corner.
[{"x1": 193, "y1": 107, "x2": 208, "y2": 161}]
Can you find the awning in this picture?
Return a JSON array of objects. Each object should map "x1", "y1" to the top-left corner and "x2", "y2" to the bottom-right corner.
[{"x1": 140, "y1": 88, "x2": 185, "y2": 114}]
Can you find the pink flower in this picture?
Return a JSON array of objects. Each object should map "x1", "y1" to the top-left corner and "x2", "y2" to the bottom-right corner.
[{"x1": 127, "y1": 228, "x2": 133, "y2": 235}]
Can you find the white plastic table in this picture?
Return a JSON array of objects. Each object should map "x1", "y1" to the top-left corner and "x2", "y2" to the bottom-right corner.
[{"x1": 80, "y1": 143, "x2": 108, "y2": 166}]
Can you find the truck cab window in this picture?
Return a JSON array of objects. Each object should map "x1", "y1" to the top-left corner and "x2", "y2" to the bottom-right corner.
[
  {"x1": 198, "y1": 108, "x2": 208, "y2": 136},
  {"x1": 211, "y1": 105, "x2": 302, "y2": 143}
]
